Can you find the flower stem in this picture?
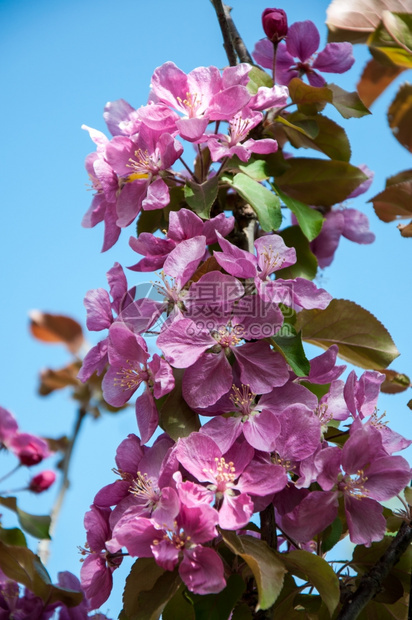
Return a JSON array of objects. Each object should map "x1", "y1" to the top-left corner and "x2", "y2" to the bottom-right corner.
[{"x1": 37, "y1": 407, "x2": 87, "y2": 565}]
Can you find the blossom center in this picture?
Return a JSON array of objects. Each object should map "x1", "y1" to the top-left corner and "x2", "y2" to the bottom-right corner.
[
  {"x1": 230, "y1": 384, "x2": 256, "y2": 418},
  {"x1": 176, "y1": 91, "x2": 203, "y2": 118},
  {"x1": 130, "y1": 471, "x2": 160, "y2": 509},
  {"x1": 213, "y1": 324, "x2": 243, "y2": 348},
  {"x1": 340, "y1": 469, "x2": 369, "y2": 500},
  {"x1": 229, "y1": 116, "x2": 251, "y2": 145},
  {"x1": 114, "y1": 363, "x2": 148, "y2": 391},
  {"x1": 259, "y1": 245, "x2": 285, "y2": 279},
  {"x1": 127, "y1": 148, "x2": 158, "y2": 177}
]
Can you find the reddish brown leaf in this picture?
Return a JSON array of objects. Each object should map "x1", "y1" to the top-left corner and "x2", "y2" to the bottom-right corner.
[
  {"x1": 370, "y1": 179, "x2": 412, "y2": 221},
  {"x1": 398, "y1": 220, "x2": 412, "y2": 236},
  {"x1": 190, "y1": 255, "x2": 222, "y2": 283},
  {"x1": 29, "y1": 311, "x2": 84, "y2": 354},
  {"x1": 357, "y1": 58, "x2": 404, "y2": 107},
  {"x1": 380, "y1": 369, "x2": 411, "y2": 393},
  {"x1": 388, "y1": 82, "x2": 412, "y2": 152},
  {"x1": 39, "y1": 362, "x2": 81, "y2": 396}
]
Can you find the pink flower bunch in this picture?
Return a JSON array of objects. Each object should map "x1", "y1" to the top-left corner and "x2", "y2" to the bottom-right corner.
[{"x1": 0, "y1": 406, "x2": 51, "y2": 466}]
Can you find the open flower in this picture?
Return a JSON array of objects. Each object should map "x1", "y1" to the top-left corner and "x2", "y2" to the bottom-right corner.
[{"x1": 253, "y1": 20, "x2": 354, "y2": 86}]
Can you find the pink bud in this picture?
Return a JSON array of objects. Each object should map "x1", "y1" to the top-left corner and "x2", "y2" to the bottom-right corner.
[
  {"x1": 29, "y1": 470, "x2": 56, "y2": 493},
  {"x1": 262, "y1": 8, "x2": 288, "y2": 42}
]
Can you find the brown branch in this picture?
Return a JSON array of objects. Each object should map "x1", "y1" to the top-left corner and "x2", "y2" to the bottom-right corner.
[
  {"x1": 222, "y1": 3, "x2": 253, "y2": 65},
  {"x1": 37, "y1": 407, "x2": 87, "y2": 565},
  {"x1": 210, "y1": 0, "x2": 237, "y2": 66},
  {"x1": 337, "y1": 520, "x2": 412, "y2": 620}
]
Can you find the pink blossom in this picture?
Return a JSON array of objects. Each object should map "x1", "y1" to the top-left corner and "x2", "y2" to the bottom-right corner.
[
  {"x1": 253, "y1": 20, "x2": 354, "y2": 86},
  {"x1": 29, "y1": 470, "x2": 56, "y2": 493},
  {"x1": 149, "y1": 61, "x2": 252, "y2": 141}
]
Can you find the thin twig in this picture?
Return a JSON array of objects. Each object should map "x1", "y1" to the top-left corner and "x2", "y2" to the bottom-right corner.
[
  {"x1": 337, "y1": 520, "x2": 412, "y2": 620},
  {"x1": 38, "y1": 407, "x2": 87, "y2": 565},
  {"x1": 210, "y1": 0, "x2": 237, "y2": 66},
  {"x1": 222, "y1": 3, "x2": 253, "y2": 64}
]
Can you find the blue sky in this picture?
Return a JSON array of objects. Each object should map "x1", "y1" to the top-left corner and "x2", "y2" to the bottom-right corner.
[{"x1": 1, "y1": 0, "x2": 411, "y2": 616}]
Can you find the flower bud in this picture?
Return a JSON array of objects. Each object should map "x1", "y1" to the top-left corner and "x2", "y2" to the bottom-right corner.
[
  {"x1": 262, "y1": 8, "x2": 288, "y2": 42},
  {"x1": 29, "y1": 470, "x2": 56, "y2": 493}
]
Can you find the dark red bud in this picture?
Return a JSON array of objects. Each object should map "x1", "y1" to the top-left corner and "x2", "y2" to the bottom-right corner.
[
  {"x1": 29, "y1": 470, "x2": 56, "y2": 493},
  {"x1": 262, "y1": 8, "x2": 288, "y2": 42}
]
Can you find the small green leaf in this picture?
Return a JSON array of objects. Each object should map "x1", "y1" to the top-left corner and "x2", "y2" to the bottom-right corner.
[
  {"x1": 229, "y1": 155, "x2": 272, "y2": 181},
  {"x1": 300, "y1": 381, "x2": 331, "y2": 400},
  {"x1": 190, "y1": 575, "x2": 246, "y2": 620},
  {"x1": 328, "y1": 83, "x2": 372, "y2": 118},
  {"x1": 247, "y1": 66, "x2": 273, "y2": 93},
  {"x1": 271, "y1": 326, "x2": 311, "y2": 377},
  {"x1": 321, "y1": 517, "x2": 343, "y2": 553},
  {"x1": 122, "y1": 558, "x2": 181, "y2": 620},
  {"x1": 281, "y1": 550, "x2": 340, "y2": 616},
  {"x1": 221, "y1": 531, "x2": 286, "y2": 611},
  {"x1": 137, "y1": 209, "x2": 163, "y2": 235},
  {"x1": 276, "y1": 158, "x2": 368, "y2": 206},
  {"x1": 288, "y1": 78, "x2": 333, "y2": 114},
  {"x1": 0, "y1": 497, "x2": 51, "y2": 540},
  {"x1": 0, "y1": 526, "x2": 27, "y2": 547},
  {"x1": 275, "y1": 115, "x2": 319, "y2": 139},
  {"x1": 162, "y1": 586, "x2": 195, "y2": 620},
  {"x1": 0, "y1": 540, "x2": 83, "y2": 608},
  {"x1": 382, "y1": 12, "x2": 412, "y2": 54},
  {"x1": 272, "y1": 183, "x2": 324, "y2": 241},
  {"x1": 404, "y1": 486, "x2": 412, "y2": 506},
  {"x1": 158, "y1": 369, "x2": 200, "y2": 440},
  {"x1": 380, "y1": 370, "x2": 411, "y2": 393},
  {"x1": 368, "y1": 13, "x2": 412, "y2": 68},
  {"x1": 276, "y1": 226, "x2": 318, "y2": 281},
  {"x1": 225, "y1": 173, "x2": 282, "y2": 231},
  {"x1": 184, "y1": 176, "x2": 219, "y2": 219},
  {"x1": 283, "y1": 113, "x2": 352, "y2": 162},
  {"x1": 295, "y1": 298, "x2": 400, "y2": 370}
]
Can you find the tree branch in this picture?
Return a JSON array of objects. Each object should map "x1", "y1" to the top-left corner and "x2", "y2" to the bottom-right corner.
[
  {"x1": 222, "y1": 3, "x2": 253, "y2": 64},
  {"x1": 337, "y1": 520, "x2": 412, "y2": 620},
  {"x1": 210, "y1": 0, "x2": 237, "y2": 66},
  {"x1": 38, "y1": 407, "x2": 87, "y2": 565}
]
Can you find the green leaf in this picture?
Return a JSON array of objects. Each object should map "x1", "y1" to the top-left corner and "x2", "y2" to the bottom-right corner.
[
  {"x1": 281, "y1": 550, "x2": 340, "y2": 616},
  {"x1": 0, "y1": 540, "x2": 83, "y2": 607},
  {"x1": 328, "y1": 83, "x2": 372, "y2": 118},
  {"x1": 275, "y1": 115, "x2": 320, "y2": 139},
  {"x1": 295, "y1": 298, "x2": 400, "y2": 370},
  {"x1": 368, "y1": 13, "x2": 412, "y2": 68},
  {"x1": 288, "y1": 78, "x2": 333, "y2": 115},
  {"x1": 272, "y1": 183, "x2": 324, "y2": 241},
  {"x1": 380, "y1": 370, "x2": 411, "y2": 393},
  {"x1": 388, "y1": 83, "x2": 412, "y2": 152},
  {"x1": 224, "y1": 173, "x2": 282, "y2": 231},
  {"x1": 382, "y1": 12, "x2": 412, "y2": 53},
  {"x1": 321, "y1": 517, "x2": 343, "y2": 553},
  {"x1": 0, "y1": 497, "x2": 51, "y2": 540},
  {"x1": 246, "y1": 66, "x2": 273, "y2": 94},
  {"x1": 158, "y1": 368, "x2": 200, "y2": 440},
  {"x1": 162, "y1": 586, "x2": 196, "y2": 620},
  {"x1": 276, "y1": 226, "x2": 318, "y2": 281},
  {"x1": 229, "y1": 156, "x2": 272, "y2": 181},
  {"x1": 122, "y1": 558, "x2": 181, "y2": 620},
  {"x1": 184, "y1": 176, "x2": 219, "y2": 219},
  {"x1": 275, "y1": 158, "x2": 368, "y2": 207},
  {"x1": 271, "y1": 326, "x2": 311, "y2": 377},
  {"x1": 231, "y1": 603, "x2": 253, "y2": 619},
  {"x1": 283, "y1": 113, "x2": 352, "y2": 162},
  {"x1": 189, "y1": 575, "x2": 246, "y2": 620},
  {"x1": 137, "y1": 209, "x2": 163, "y2": 235},
  {"x1": 221, "y1": 531, "x2": 286, "y2": 611},
  {"x1": 0, "y1": 526, "x2": 27, "y2": 547},
  {"x1": 404, "y1": 486, "x2": 412, "y2": 506},
  {"x1": 300, "y1": 380, "x2": 331, "y2": 400}
]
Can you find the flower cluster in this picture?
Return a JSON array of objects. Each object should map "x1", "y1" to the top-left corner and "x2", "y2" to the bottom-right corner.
[{"x1": 75, "y1": 38, "x2": 411, "y2": 611}]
